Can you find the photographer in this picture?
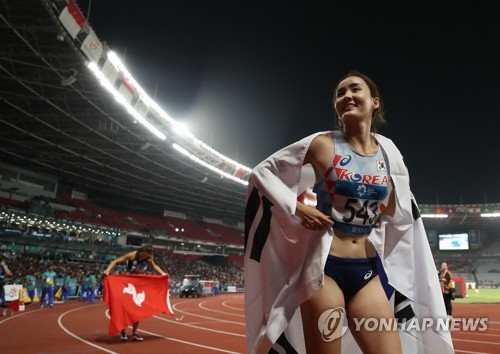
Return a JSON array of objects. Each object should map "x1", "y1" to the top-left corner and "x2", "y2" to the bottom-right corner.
[{"x1": 439, "y1": 262, "x2": 454, "y2": 317}]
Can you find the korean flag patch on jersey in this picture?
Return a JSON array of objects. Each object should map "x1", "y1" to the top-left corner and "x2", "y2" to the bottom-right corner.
[{"x1": 377, "y1": 160, "x2": 387, "y2": 171}]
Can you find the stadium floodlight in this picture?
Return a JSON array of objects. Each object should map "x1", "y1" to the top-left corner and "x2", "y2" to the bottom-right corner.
[
  {"x1": 173, "y1": 121, "x2": 190, "y2": 136},
  {"x1": 96, "y1": 51, "x2": 251, "y2": 179},
  {"x1": 87, "y1": 62, "x2": 166, "y2": 140},
  {"x1": 481, "y1": 213, "x2": 500, "y2": 218},
  {"x1": 172, "y1": 143, "x2": 248, "y2": 186},
  {"x1": 421, "y1": 214, "x2": 448, "y2": 218}
]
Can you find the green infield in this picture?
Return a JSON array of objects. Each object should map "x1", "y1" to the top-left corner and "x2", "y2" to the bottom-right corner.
[{"x1": 453, "y1": 288, "x2": 500, "y2": 303}]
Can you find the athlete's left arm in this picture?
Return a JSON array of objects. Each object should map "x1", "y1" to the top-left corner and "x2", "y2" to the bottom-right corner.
[
  {"x1": 380, "y1": 180, "x2": 396, "y2": 217},
  {"x1": 149, "y1": 256, "x2": 167, "y2": 276}
]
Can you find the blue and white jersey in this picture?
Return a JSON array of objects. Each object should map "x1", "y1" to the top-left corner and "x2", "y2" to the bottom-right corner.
[
  {"x1": 314, "y1": 131, "x2": 391, "y2": 234},
  {"x1": 126, "y1": 253, "x2": 149, "y2": 274}
]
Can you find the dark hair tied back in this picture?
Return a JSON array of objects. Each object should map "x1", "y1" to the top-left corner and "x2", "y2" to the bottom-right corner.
[{"x1": 334, "y1": 70, "x2": 386, "y2": 133}]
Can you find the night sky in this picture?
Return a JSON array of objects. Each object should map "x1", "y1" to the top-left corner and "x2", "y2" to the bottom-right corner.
[{"x1": 76, "y1": 1, "x2": 500, "y2": 204}]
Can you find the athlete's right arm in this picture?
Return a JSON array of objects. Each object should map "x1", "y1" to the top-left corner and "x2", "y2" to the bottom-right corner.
[
  {"x1": 303, "y1": 134, "x2": 334, "y2": 180},
  {"x1": 296, "y1": 134, "x2": 334, "y2": 231},
  {"x1": 295, "y1": 201, "x2": 333, "y2": 230}
]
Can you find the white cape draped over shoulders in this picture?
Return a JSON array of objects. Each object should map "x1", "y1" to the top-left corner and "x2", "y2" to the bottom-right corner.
[{"x1": 244, "y1": 131, "x2": 454, "y2": 354}]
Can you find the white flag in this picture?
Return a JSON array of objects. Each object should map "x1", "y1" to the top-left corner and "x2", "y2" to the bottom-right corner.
[
  {"x1": 101, "y1": 59, "x2": 120, "y2": 86},
  {"x1": 81, "y1": 28, "x2": 103, "y2": 63}
]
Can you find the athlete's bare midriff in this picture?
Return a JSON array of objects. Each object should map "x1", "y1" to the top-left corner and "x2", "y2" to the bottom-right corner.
[{"x1": 329, "y1": 229, "x2": 377, "y2": 258}]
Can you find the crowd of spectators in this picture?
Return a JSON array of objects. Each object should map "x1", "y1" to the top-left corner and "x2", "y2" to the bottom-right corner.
[
  {"x1": 0, "y1": 220, "x2": 119, "y2": 247},
  {"x1": 0, "y1": 245, "x2": 244, "y2": 301}
]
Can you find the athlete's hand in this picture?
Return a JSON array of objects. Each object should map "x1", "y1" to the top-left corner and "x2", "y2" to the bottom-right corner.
[{"x1": 296, "y1": 202, "x2": 334, "y2": 231}]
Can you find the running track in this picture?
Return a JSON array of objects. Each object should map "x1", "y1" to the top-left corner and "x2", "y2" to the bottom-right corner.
[{"x1": 0, "y1": 294, "x2": 497, "y2": 353}]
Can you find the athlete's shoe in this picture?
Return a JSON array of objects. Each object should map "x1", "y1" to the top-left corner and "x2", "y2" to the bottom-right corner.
[
  {"x1": 131, "y1": 334, "x2": 144, "y2": 341},
  {"x1": 120, "y1": 331, "x2": 127, "y2": 341}
]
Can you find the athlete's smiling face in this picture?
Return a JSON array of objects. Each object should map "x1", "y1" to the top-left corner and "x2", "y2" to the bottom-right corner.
[{"x1": 334, "y1": 76, "x2": 379, "y2": 126}]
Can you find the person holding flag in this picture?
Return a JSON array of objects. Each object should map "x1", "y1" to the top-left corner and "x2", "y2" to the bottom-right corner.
[{"x1": 103, "y1": 244, "x2": 169, "y2": 342}]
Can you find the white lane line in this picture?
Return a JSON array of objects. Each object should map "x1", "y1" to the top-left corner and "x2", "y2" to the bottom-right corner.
[
  {"x1": 222, "y1": 300, "x2": 244, "y2": 312},
  {"x1": 58, "y1": 306, "x2": 118, "y2": 354},
  {"x1": 153, "y1": 314, "x2": 245, "y2": 337},
  {"x1": 198, "y1": 299, "x2": 245, "y2": 318},
  {"x1": 136, "y1": 326, "x2": 243, "y2": 353},
  {"x1": 453, "y1": 332, "x2": 500, "y2": 338},
  {"x1": 453, "y1": 338, "x2": 500, "y2": 345},
  {"x1": 482, "y1": 328, "x2": 500, "y2": 332},
  {"x1": 0, "y1": 308, "x2": 44, "y2": 324},
  {"x1": 104, "y1": 310, "x2": 243, "y2": 353},
  {"x1": 173, "y1": 301, "x2": 244, "y2": 325}
]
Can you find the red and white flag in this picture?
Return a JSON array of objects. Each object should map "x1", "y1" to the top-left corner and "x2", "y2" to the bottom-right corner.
[
  {"x1": 103, "y1": 274, "x2": 174, "y2": 335},
  {"x1": 58, "y1": 0, "x2": 86, "y2": 39},
  {"x1": 118, "y1": 76, "x2": 136, "y2": 103}
]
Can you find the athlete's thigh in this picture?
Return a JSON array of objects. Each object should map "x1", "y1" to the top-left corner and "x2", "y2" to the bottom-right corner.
[
  {"x1": 300, "y1": 276, "x2": 345, "y2": 354},
  {"x1": 346, "y1": 276, "x2": 402, "y2": 354}
]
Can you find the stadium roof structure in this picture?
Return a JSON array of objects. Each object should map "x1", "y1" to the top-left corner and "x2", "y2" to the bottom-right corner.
[
  {"x1": 0, "y1": 0, "x2": 250, "y2": 222},
  {"x1": 1, "y1": 1, "x2": 500, "y2": 231},
  {"x1": 419, "y1": 203, "x2": 500, "y2": 230}
]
